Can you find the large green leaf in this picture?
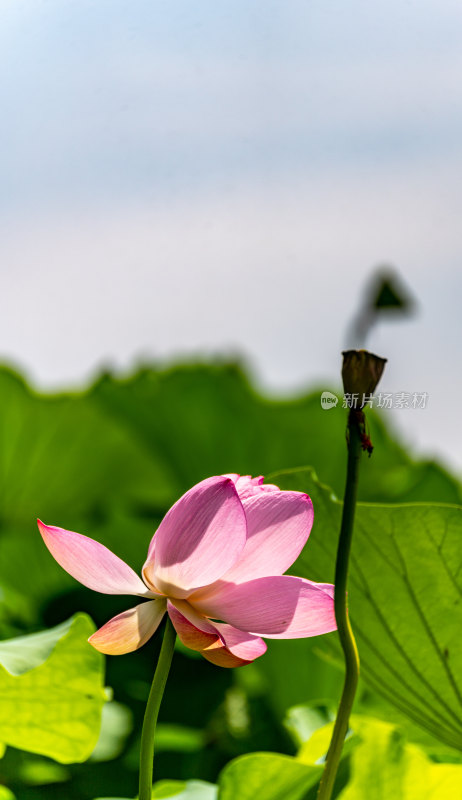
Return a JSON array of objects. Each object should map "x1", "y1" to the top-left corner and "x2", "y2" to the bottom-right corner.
[
  {"x1": 273, "y1": 468, "x2": 462, "y2": 751},
  {"x1": 0, "y1": 614, "x2": 105, "y2": 762},
  {"x1": 217, "y1": 752, "x2": 321, "y2": 800}
]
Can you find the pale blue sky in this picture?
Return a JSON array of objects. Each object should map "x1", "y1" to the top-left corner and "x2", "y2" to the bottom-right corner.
[{"x1": 1, "y1": 1, "x2": 461, "y2": 470}]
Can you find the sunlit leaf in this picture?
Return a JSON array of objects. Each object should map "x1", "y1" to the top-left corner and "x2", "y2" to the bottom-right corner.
[
  {"x1": 338, "y1": 716, "x2": 462, "y2": 799},
  {"x1": 0, "y1": 614, "x2": 105, "y2": 762},
  {"x1": 218, "y1": 752, "x2": 321, "y2": 800}
]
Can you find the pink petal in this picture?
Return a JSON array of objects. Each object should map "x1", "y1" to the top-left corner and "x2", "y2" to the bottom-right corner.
[
  {"x1": 38, "y1": 520, "x2": 152, "y2": 596},
  {"x1": 88, "y1": 599, "x2": 166, "y2": 655},
  {"x1": 201, "y1": 641, "x2": 257, "y2": 668},
  {"x1": 167, "y1": 601, "x2": 266, "y2": 667},
  {"x1": 143, "y1": 477, "x2": 247, "y2": 598},
  {"x1": 223, "y1": 474, "x2": 280, "y2": 501},
  {"x1": 168, "y1": 598, "x2": 218, "y2": 635},
  {"x1": 191, "y1": 575, "x2": 337, "y2": 638},
  {"x1": 167, "y1": 601, "x2": 217, "y2": 651},
  {"x1": 219, "y1": 490, "x2": 313, "y2": 584},
  {"x1": 213, "y1": 622, "x2": 267, "y2": 661}
]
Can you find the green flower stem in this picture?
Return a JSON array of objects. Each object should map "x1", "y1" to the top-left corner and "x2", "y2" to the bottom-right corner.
[
  {"x1": 317, "y1": 409, "x2": 363, "y2": 800},
  {"x1": 139, "y1": 616, "x2": 176, "y2": 800}
]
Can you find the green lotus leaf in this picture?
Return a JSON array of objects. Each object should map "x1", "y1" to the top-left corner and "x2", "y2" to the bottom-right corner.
[
  {"x1": 0, "y1": 614, "x2": 105, "y2": 762},
  {"x1": 273, "y1": 468, "x2": 462, "y2": 751}
]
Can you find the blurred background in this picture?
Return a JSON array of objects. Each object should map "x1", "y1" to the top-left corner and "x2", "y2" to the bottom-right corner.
[
  {"x1": 1, "y1": 3, "x2": 462, "y2": 798},
  {"x1": 1, "y1": 0, "x2": 461, "y2": 471}
]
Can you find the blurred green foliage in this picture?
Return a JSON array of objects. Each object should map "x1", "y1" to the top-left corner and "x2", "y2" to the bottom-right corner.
[{"x1": 0, "y1": 361, "x2": 460, "y2": 799}]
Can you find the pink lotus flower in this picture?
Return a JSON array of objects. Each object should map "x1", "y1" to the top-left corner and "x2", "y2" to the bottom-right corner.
[{"x1": 38, "y1": 475, "x2": 336, "y2": 667}]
